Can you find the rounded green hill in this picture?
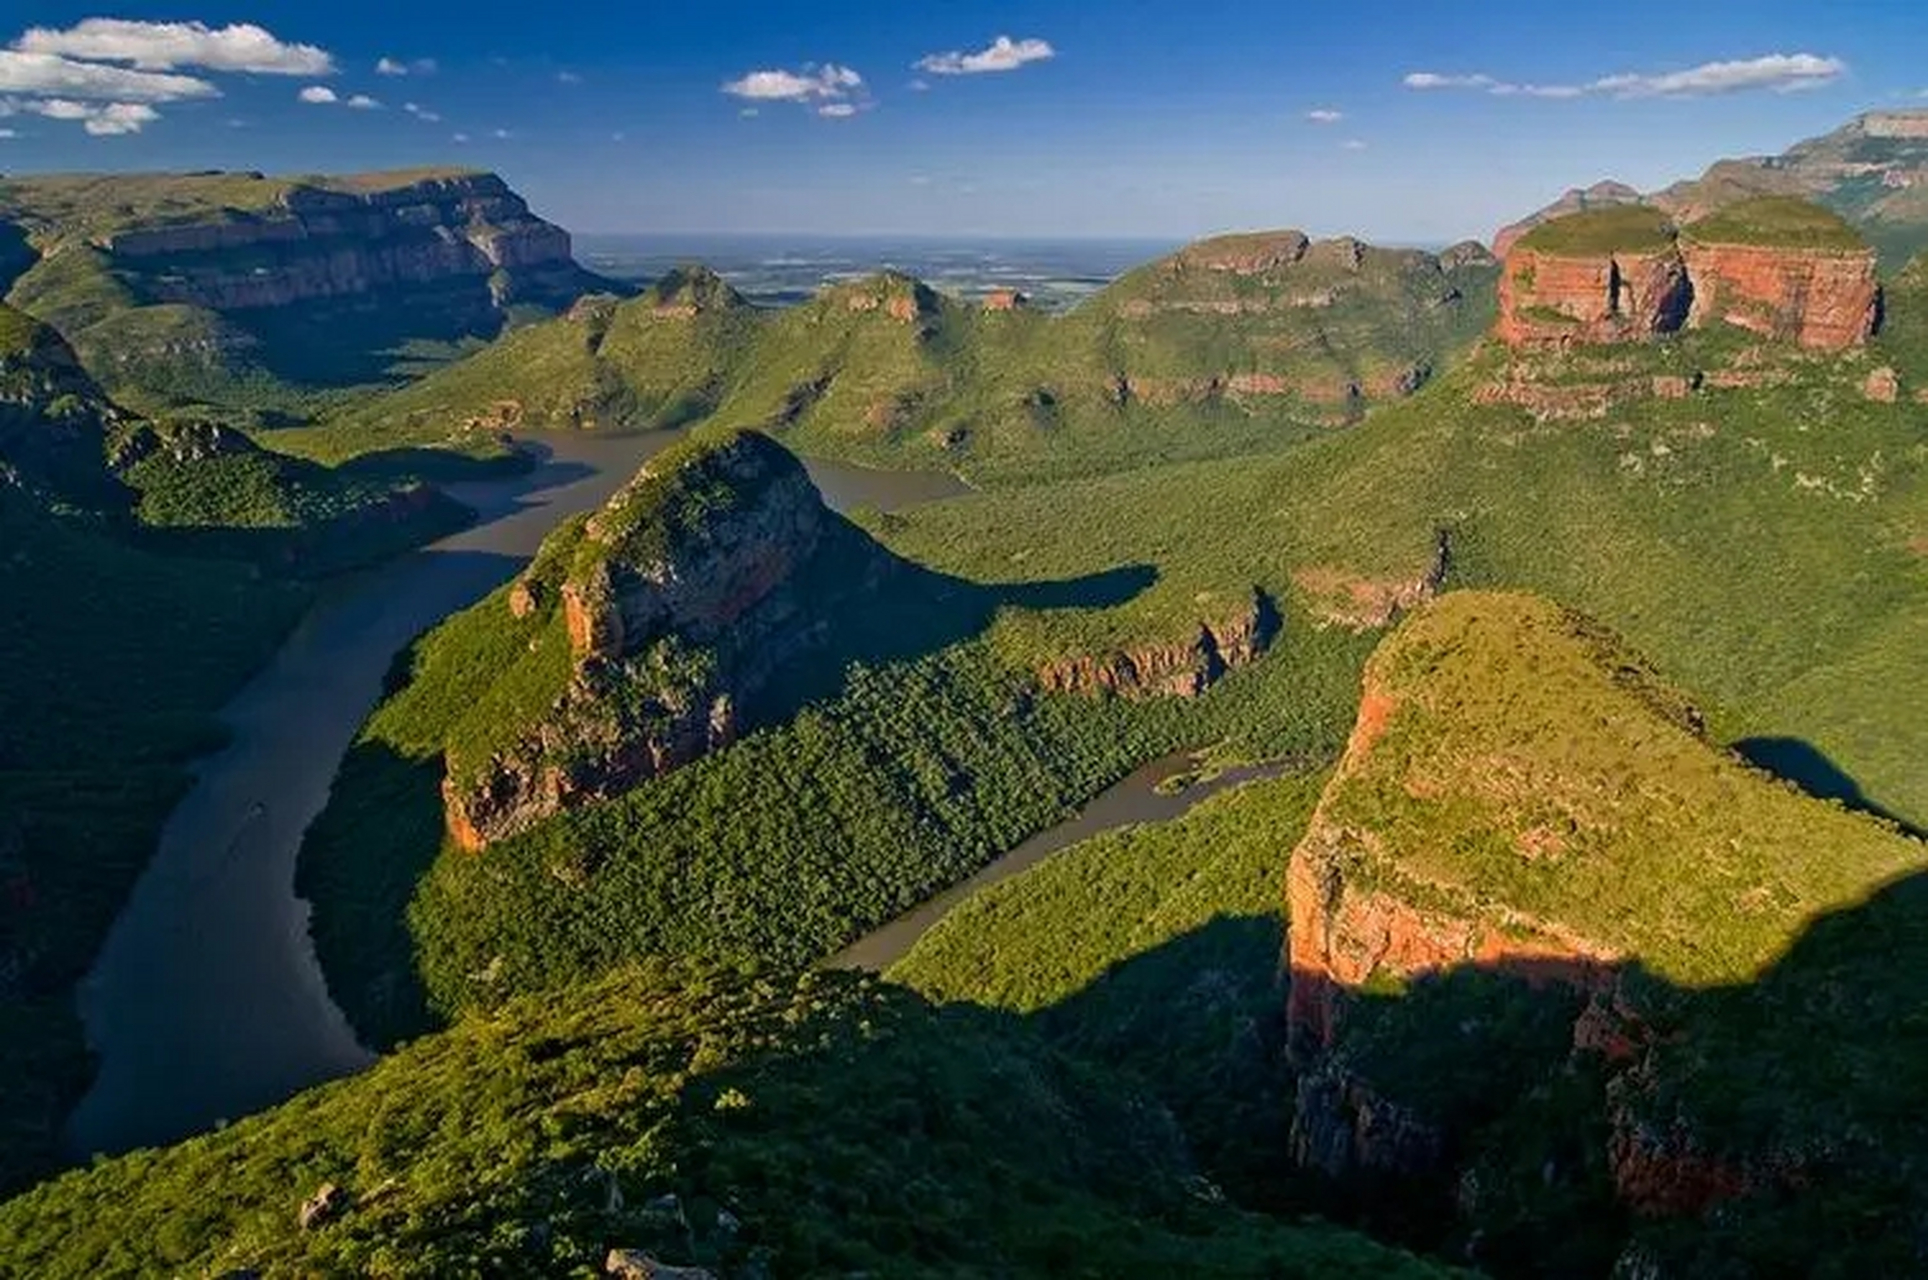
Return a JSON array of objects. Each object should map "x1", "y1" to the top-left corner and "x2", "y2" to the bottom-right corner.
[
  {"x1": 1681, "y1": 195, "x2": 1868, "y2": 252},
  {"x1": 1514, "y1": 204, "x2": 1676, "y2": 256}
]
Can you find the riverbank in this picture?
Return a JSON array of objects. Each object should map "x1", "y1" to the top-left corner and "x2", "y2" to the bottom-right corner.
[{"x1": 63, "y1": 433, "x2": 973, "y2": 1160}]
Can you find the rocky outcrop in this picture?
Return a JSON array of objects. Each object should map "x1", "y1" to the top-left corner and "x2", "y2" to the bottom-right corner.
[
  {"x1": 93, "y1": 171, "x2": 586, "y2": 314},
  {"x1": 1495, "y1": 200, "x2": 1881, "y2": 351},
  {"x1": 1035, "y1": 589, "x2": 1278, "y2": 699},
  {"x1": 1495, "y1": 245, "x2": 1691, "y2": 346},
  {"x1": 1171, "y1": 231, "x2": 1311, "y2": 275},
  {"x1": 1291, "y1": 532, "x2": 1449, "y2": 630},
  {"x1": 442, "y1": 432, "x2": 855, "y2": 850},
  {"x1": 1677, "y1": 238, "x2": 1879, "y2": 349}
]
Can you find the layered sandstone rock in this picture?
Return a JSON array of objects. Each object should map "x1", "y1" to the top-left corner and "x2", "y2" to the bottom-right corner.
[
  {"x1": 1495, "y1": 245, "x2": 1691, "y2": 346},
  {"x1": 91, "y1": 171, "x2": 587, "y2": 315},
  {"x1": 442, "y1": 432, "x2": 844, "y2": 850},
  {"x1": 1034, "y1": 589, "x2": 1278, "y2": 699},
  {"x1": 1495, "y1": 199, "x2": 1881, "y2": 351},
  {"x1": 1677, "y1": 238, "x2": 1879, "y2": 349}
]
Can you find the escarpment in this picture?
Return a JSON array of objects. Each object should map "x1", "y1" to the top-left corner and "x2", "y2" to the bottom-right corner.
[
  {"x1": 70, "y1": 170, "x2": 585, "y2": 313},
  {"x1": 0, "y1": 168, "x2": 612, "y2": 405},
  {"x1": 1496, "y1": 197, "x2": 1879, "y2": 351},
  {"x1": 1280, "y1": 592, "x2": 1928, "y2": 1271},
  {"x1": 441, "y1": 431, "x2": 854, "y2": 850}
]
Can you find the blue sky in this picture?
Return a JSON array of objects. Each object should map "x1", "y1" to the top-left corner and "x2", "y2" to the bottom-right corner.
[{"x1": 2, "y1": 2, "x2": 1926, "y2": 244}]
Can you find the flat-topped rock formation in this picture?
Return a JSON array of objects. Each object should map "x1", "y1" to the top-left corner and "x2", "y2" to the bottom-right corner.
[{"x1": 1495, "y1": 198, "x2": 1878, "y2": 351}]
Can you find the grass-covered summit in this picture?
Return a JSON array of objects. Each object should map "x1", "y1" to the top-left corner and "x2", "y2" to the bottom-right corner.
[
  {"x1": 1281, "y1": 591, "x2": 1928, "y2": 1273},
  {"x1": 1680, "y1": 194, "x2": 1869, "y2": 251},
  {"x1": 1513, "y1": 204, "x2": 1676, "y2": 256},
  {"x1": 298, "y1": 268, "x2": 758, "y2": 462}
]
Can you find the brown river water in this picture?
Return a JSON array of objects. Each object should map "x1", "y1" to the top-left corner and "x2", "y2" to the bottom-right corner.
[{"x1": 61, "y1": 432, "x2": 1271, "y2": 1161}]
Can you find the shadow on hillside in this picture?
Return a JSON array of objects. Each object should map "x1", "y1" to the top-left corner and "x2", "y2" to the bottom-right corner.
[
  {"x1": 756, "y1": 513, "x2": 1158, "y2": 725},
  {"x1": 1734, "y1": 736, "x2": 1926, "y2": 838},
  {"x1": 1253, "y1": 858, "x2": 1928, "y2": 1278},
  {"x1": 945, "y1": 845, "x2": 1928, "y2": 1278}
]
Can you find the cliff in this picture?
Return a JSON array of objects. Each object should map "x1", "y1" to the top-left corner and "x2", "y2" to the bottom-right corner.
[
  {"x1": 1495, "y1": 198, "x2": 1879, "y2": 351},
  {"x1": 441, "y1": 430, "x2": 852, "y2": 849},
  {"x1": 0, "y1": 168, "x2": 613, "y2": 410},
  {"x1": 1033, "y1": 587, "x2": 1277, "y2": 698},
  {"x1": 1281, "y1": 592, "x2": 1928, "y2": 1271}
]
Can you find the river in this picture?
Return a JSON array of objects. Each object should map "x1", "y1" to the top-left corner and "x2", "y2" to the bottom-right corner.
[
  {"x1": 63, "y1": 432, "x2": 971, "y2": 1159},
  {"x1": 63, "y1": 434, "x2": 1271, "y2": 1161},
  {"x1": 826, "y1": 754, "x2": 1293, "y2": 972}
]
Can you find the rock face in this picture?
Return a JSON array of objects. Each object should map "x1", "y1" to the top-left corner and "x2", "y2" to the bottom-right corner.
[
  {"x1": 91, "y1": 172, "x2": 583, "y2": 314},
  {"x1": 1279, "y1": 592, "x2": 1928, "y2": 1270},
  {"x1": 1677, "y1": 238, "x2": 1880, "y2": 349},
  {"x1": 1495, "y1": 200, "x2": 1880, "y2": 351},
  {"x1": 1495, "y1": 246, "x2": 1691, "y2": 346},
  {"x1": 0, "y1": 301, "x2": 128, "y2": 508},
  {"x1": 1034, "y1": 589, "x2": 1279, "y2": 699},
  {"x1": 442, "y1": 432, "x2": 848, "y2": 850}
]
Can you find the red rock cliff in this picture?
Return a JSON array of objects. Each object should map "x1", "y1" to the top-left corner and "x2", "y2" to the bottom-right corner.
[
  {"x1": 1495, "y1": 247, "x2": 1690, "y2": 347},
  {"x1": 1678, "y1": 238, "x2": 1879, "y2": 349}
]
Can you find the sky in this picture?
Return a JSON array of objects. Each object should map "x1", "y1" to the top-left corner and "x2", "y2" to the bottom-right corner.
[{"x1": 2, "y1": 1, "x2": 1927, "y2": 245}]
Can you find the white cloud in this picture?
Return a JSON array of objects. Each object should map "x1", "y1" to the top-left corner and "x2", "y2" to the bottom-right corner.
[
  {"x1": 346, "y1": 93, "x2": 380, "y2": 109},
  {"x1": 0, "y1": 127, "x2": 14, "y2": 138},
  {"x1": 402, "y1": 101, "x2": 442, "y2": 122},
  {"x1": 297, "y1": 84, "x2": 337, "y2": 104},
  {"x1": 0, "y1": 50, "x2": 215, "y2": 102},
  {"x1": 20, "y1": 97, "x2": 159, "y2": 134},
  {"x1": 915, "y1": 35, "x2": 1054, "y2": 76},
  {"x1": 557, "y1": 70, "x2": 582, "y2": 85},
  {"x1": 16, "y1": 19, "x2": 331, "y2": 75},
  {"x1": 1403, "y1": 72, "x2": 1495, "y2": 90},
  {"x1": 722, "y1": 64, "x2": 863, "y2": 102},
  {"x1": 377, "y1": 56, "x2": 406, "y2": 75},
  {"x1": 723, "y1": 63, "x2": 870, "y2": 118},
  {"x1": 908, "y1": 78, "x2": 930, "y2": 92},
  {"x1": 1403, "y1": 52, "x2": 1844, "y2": 101},
  {"x1": 377, "y1": 55, "x2": 435, "y2": 76},
  {"x1": 452, "y1": 131, "x2": 469, "y2": 142},
  {"x1": 1341, "y1": 138, "x2": 1367, "y2": 150},
  {"x1": 1307, "y1": 108, "x2": 1344, "y2": 124},
  {"x1": 492, "y1": 127, "x2": 511, "y2": 139},
  {"x1": 738, "y1": 107, "x2": 758, "y2": 118}
]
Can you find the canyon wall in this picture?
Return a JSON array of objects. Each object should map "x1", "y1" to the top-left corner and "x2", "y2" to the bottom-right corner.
[{"x1": 95, "y1": 172, "x2": 583, "y2": 313}]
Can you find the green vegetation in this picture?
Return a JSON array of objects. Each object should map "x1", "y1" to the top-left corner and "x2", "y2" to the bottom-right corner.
[
  {"x1": 311, "y1": 236, "x2": 1496, "y2": 487},
  {"x1": 894, "y1": 771, "x2": 1330, "y2": 1196},
  {"x1": 1514, "y1": 205, "x2": 1675, "y2": 255},
  {"x1": 1682, "y1": 195, "x2": 1868, "y2": 251},
  {"x1": 0, "y1": 492, "x2": 312, "y2": 1194},
  {"x1": 0, "y1": 168, "x2": 607, "y2": 421},
  {"x1": 303, "y1": 269, "x2": 760, "y2": 462},
  {"x1": 0, "y1": 964, "x2": 1454, "y2": 1278},
  {"x1": 1268, "y1": 591, "x2": 1928, "y2": 1273},
  {"x1": 303, "y1": 581, "x2": 1374, "y2": 1044},
  {"x1": 1326, "y1": 592, "x2": 1925, "y2": 986}
]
